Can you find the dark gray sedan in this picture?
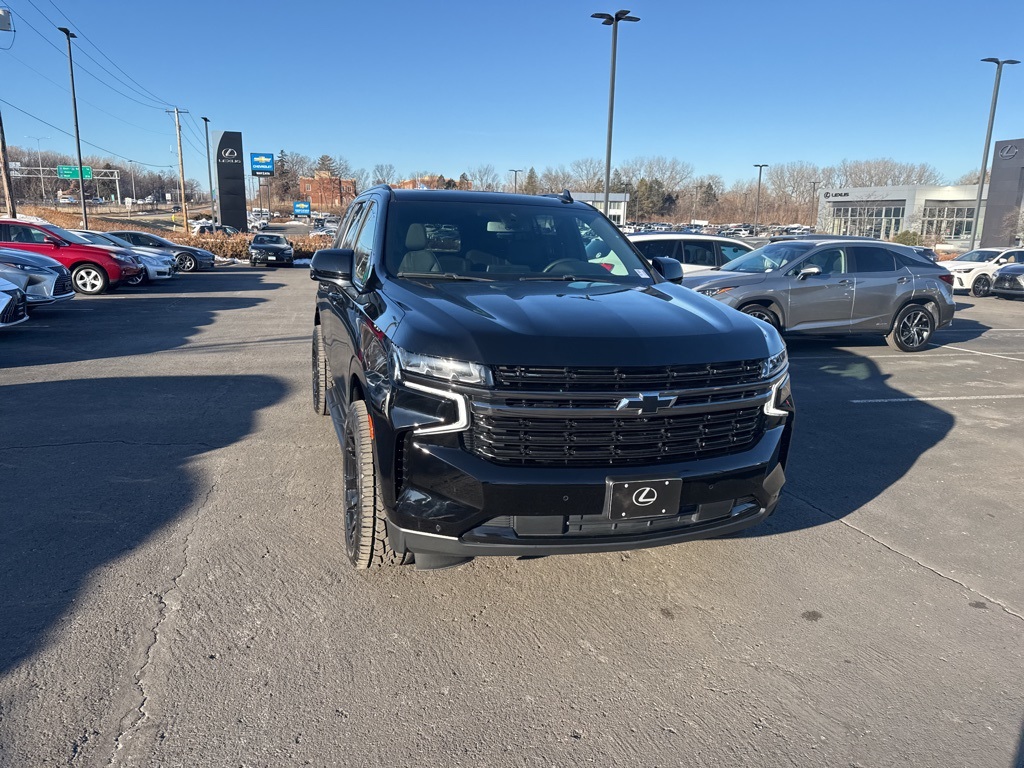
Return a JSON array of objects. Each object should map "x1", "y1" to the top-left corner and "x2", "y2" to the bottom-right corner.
[{"x1": 689, "y1": 238, "x2": 956, "y2": 352}]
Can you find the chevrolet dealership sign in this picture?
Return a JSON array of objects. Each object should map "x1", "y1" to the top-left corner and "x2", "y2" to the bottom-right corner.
[{"x1": 250, "y1": 153, "x2": 275, "y2": 177}]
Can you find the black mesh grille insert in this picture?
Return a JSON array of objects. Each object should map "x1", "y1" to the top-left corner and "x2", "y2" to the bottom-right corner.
[{"x1": 492, "y1": 360, "x2": 765, "y2": 392}]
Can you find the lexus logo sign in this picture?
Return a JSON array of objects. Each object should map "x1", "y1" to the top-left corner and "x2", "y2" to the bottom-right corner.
[
  {"x1": 632, "y1": 487, "x2": 658, "y2": 506},
  {"x1": 998, "y1": 144, "x2": 1019, "y2": 160},
  {"x1": 221, "y1": 148, "x2": 238, "y2": 158}
]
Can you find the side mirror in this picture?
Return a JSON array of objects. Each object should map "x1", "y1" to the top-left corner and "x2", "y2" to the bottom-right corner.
[
  {"x1": 651, "y1": 256, "x2": 684, "y2": 283},
  {"x1": 996, "y1": 257, "x2": 1008, "y2": 265},
  {"x1": 797, "y1": 265, "x2": 822, "y2": 280},
  {"x1": 44, "y1": 235, "x2": 64, "y2": 247},
  {"x1": 310, "y1": 248, "x2": 354, "y2": 287}
]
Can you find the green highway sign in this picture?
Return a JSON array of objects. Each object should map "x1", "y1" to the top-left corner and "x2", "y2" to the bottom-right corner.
[{"x1": 57, "y1": 165, "x2": 93, "y2": 180}]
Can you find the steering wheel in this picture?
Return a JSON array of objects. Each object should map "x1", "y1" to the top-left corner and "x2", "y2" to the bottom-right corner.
[{"x1": 542, "y1": 258, "x2": 582, "y2": 273}]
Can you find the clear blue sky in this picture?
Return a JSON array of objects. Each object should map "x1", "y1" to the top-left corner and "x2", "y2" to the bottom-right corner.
[{"x1": 2, "y1": 0, "x2": 1023, "y2": 188}]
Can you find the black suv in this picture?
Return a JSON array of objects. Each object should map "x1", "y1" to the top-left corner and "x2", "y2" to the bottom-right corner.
[{"x1": 311, "y1": 188, "x2": 794, "y2": 569}]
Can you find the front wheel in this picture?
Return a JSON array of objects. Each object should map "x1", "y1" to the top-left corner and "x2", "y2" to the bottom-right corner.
[
  {"x1": 176, "y1": 252, "x2": 198, "y2": 272},
  {"x1": 740, "y1": 304, "x2": 780, "y2": 330},
  {"x1": 125, "y1": 269, "x2": 147, "y2": 287},
  {"x1": 312, "y1": 323, "x2": 333, "y2": 415},
  {"x1": 71, "y1": 264, "x2": 109, "y2": 295},
  {"x1": 971, "y1": 274, "x2": 992, "y2": 297},
  {"x1": 341, "y1": 400, "x2": 406, "y2": 569},
  {"x1": 886, "y1": 304, "x2": 935, "y2": 352}
]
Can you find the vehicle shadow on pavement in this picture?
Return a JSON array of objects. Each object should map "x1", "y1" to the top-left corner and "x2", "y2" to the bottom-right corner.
[
  {"x1": 118, "y1": 267, "x2": 288, "y2": 295},
  {"x1": 3, "y1": 293, "x2": 270, "y2": 369},
  {"x1": 740, "y1": 340, "x2": 955, "y2": 536},
  {"x1": 0, "y1": 374, "x2": 287, "y2": 675}
]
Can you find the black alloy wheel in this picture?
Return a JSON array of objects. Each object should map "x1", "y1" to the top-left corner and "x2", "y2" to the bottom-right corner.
[
  {"x1": 740, "y1": 304, "x2": 781, "y2": 330},
  {"x1": 176, "y1": 252, "x2": 198, "y2": 272},
  {"x1": 971, "y1": 274, "x2": 992, "y2": 298},
  {"x1": 886, "y1": 304, "x2": 935, "y2": 352}
]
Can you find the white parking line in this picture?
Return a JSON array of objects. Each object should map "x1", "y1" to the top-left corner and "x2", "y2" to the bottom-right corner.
[
  {"x1": 852, "y1": 394, "x2": 1024, "y2": 404},
  {"x1": 930, "y1": 344, "x2": 1024, "y2": 363}
]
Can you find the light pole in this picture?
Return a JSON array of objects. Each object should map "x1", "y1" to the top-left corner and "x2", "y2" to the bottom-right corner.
[
  {"x1": 57, "y1": 27, "x2": 88, "y2": 228},
  {"x1": 202, "y1": 116, "x2": 215, "y2": 222},
  {"x1": 753, "y1": 164, "x2": 768, "y2": 236},
  {"x1": 26, "y1": 135, "x2": 49, "y2": 203},
  {"x1": 969, "y1": 58, "x2": 1019, "y2": 250},
  {"x1": 592, "y1": 9, "x2": 639, "y2": 218},
  {"x1": 509, "y1": 168, "x2": 523, "y2": 194},
  {"x1": 809, "y1": 180, "x2": 821, "y2": 229}
]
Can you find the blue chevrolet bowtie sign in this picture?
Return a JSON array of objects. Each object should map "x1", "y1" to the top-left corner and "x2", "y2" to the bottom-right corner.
[
  {"x1": 293, "y1": 201, "x2": 311, "y2": 216},
  {"x1": 250, "y1": 153, "x2": 275, "y2": 177}
]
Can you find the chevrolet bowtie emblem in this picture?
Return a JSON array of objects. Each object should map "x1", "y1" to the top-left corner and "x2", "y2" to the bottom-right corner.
[{"x1": 616, "y1": 392, "x2": 677, "y2": 415}]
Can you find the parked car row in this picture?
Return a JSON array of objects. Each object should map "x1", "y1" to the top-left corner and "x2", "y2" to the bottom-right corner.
[{"x1": 942, "y1": 247, "x2": 1024, "y2": 298}]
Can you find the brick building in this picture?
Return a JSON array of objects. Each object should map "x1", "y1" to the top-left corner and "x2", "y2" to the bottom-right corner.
[{"x1": 299, "y1": 171, "x2": 357, "y2": 210}]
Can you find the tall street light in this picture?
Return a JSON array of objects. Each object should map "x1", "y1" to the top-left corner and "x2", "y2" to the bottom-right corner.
[
  {"x1": 969, "y1": 57, "x2": 1019, "y2": 250},
  {"x1": 26, "y1": 134, "x2": 49, "y2": 202},
  {"x1": 202, "y1": 116, "x2": 215, "y2": 222},
  {"x1": 592, "y1": 9, "x2": 639, "y2": 218},
  {"x1": 509, "y1": 168, "x2": 523, "y2": 194},
  {"x1": 753, "y1": 164, "x2": 768, "y2": 236},
  {"x1": 809, "y1": 179, "x2": 821, "y2": 229},
  {"x1": 57, "y1": 26, "x2": 88, "y2": 228}
]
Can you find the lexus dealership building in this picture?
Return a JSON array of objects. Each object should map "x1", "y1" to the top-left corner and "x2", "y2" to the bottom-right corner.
[{"x1": 816, "y1": 138, "x2": 1023, "y2": 248}]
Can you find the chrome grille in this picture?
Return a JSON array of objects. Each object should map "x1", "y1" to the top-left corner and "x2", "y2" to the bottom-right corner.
[
  {"x1": 492, "y1": 360, "x2": 766, "y2": 392},
  {"x1": 54, "y1": 272, "x2": 73, "y2": 295}
]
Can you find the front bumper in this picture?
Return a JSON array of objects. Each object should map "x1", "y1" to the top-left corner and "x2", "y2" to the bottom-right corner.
[
  {"x1": 949, "y1": 271, "x2": 976, "y2": 291},
  {"x1": 250, "y1": 250, "x2": 294, "y2": 266},
  {"x1": 383, "y1": 422, "x2": 791, "y2": 558}
]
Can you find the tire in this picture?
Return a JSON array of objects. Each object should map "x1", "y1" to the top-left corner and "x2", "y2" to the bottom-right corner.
[
  {"x1": 971, "y1": 274, "x2": 992, "y2": 298},
  {"x1": 740, "y1": 304, "x2": 780, "y2": 330},
  {"x1": 125, "y1": 269, "x2": 147, "y2": 287},
  {"x1": 886, "y1": 304, "x2": 935, "y2": 352},
  {"x1": 71, "y1": 263, "x2": 109, "y2": 295},
  {"x1": 341, "y1": 400, "x2": 406, "y2": 569},
  {"x1": 312, "y1": 323, "x2": 333, "y2": 416},
  {"x1": 176, "y1": 252, "x2": 198, "y2": 272}
]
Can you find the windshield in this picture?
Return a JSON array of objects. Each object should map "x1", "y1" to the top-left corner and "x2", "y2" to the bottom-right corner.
[
  {"x1": 720, "y1": 241, "x2": 815, "y2": 273},
  {"x1": 954, "y1": 249, "x2": 1000, "y2": 263},
  {"x1": 383, "y1": 200, "x2": 654, "y2": 283},
  {"x1": 42, "y1": 224, "x2": 91, "y2": 245},
  {"x1": 253, "y1": 235, "x2": 286, "y2": 245}
]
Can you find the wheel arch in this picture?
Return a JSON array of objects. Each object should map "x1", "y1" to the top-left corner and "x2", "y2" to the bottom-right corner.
[{"x1": 737, "y1": 298, "x2": 786, "y2": 328}]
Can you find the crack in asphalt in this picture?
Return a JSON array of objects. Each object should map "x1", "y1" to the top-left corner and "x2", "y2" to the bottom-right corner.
[
  {"x1": 785, "y1": 489, "x2": 1024, "y2": 623},
  {"x1": 0, "y1": 440, "x2": 216, "y2": 451},
  {"x1": 106, "y1": 481, "x2": 216, "y2": 766}
]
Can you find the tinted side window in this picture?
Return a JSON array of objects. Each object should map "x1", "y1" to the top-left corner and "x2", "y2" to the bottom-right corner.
[
  {"x1": 802, "y1": 247, "x2": 848, "y2": 274},
  {"x1": 681, "y1": 241, "x2": 716, "y2": 267},
  {"x1": 352, "y1": 202, "x2": 378, "y2": 286},
  {"x1": 6, "y1": 224, "x2": 47, "y2": 244},
  {"x1": 719, "y1": 243, "x2": 751, "y2": 264},
  {"x1": 1003, "y1": 250, "x2": 1024, "y2": 264},
  {"x1": 851, "y1": 246, "x2": 896, "y2": 273},
  {"x1": 337, "y1": 201, "x2": 365, "y2": 250},
  {"x1": 634, "y1": 240, "x2": 676, "y2": 260}
]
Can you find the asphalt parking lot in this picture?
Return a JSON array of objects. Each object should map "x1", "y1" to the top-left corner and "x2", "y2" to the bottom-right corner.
[{"x1": 1, "y1": 269, "x2": 1022, "y2": 767}]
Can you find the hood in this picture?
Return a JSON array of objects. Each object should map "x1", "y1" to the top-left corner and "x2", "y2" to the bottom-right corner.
[
  {"x1": 385, "y1": 278, "x2": 778, "y2": 367},
  {"x1": 997, "y1": 263, "x2": 1024, "y2": 275},
  {"x1": 0, "y1": 248, "x2": 63, "y2": 269},
  {"x1": 687, "y1": 271, "x2": 769, "y2": 290},
  {"x1": 250, "y1": 242, "x2": 291, "y2": 253}
]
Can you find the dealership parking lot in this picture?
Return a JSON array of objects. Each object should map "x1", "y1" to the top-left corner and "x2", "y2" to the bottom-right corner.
[{"x1": 1, "y1": 268, "x2": 1022, "y2": 767}]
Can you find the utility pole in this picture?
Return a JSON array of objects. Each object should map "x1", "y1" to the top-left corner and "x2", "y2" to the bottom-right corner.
[
  {"x1": 27, "y1": 136, "x2": 49, "y2": 203},
  {"x1": 57, "y1": 27, "x2": 88, "y2": 228},
  {"x1": 167, "y1": 107, "x2": 189, "y2": 229},
  {"x1": 809, "y1": 180, "x2": 821, "y2": 228},
  {"x1": 201, "y1": 116, "x2": 215, "y2": 222}
]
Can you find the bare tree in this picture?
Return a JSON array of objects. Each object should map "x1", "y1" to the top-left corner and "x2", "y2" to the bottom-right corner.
[
  {"x1": 468, "y1": 164, "x2": 500, "y2": 191},
  {"x1": 372, "y1": 163, "x2": 398, "y2": 184},
  {"x1": 570, "y1": 157, "x2": 604, "y2": 192},
  {"x1": 334, "y1": 155, "x2": 354, "y2": 179},
  {"x1": 539, "y1": 164, "x2": 574, "y2": 192},
  {"x1": 352, "y1": 168, "x2": 369, "y2": 194}
]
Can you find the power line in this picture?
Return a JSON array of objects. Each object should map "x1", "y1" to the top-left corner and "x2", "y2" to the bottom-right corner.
[
  {"x1": 42, "y1": 0, "x2": 174, "y2": 109},
  {"x1": 2, "y1": 49, "x2": 173, "y2": 135},
  {"x1": 0, "y1": 96, "x2": 174, "y2": 168}
]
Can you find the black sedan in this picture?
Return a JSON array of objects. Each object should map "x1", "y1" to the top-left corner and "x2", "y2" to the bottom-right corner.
[{"x1": 249, "y1": 234, "x2": 294, "y2": 267}]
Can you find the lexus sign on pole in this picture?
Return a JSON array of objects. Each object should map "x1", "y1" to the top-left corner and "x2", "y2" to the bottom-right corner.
[{"x1": 214, "y1": 131, "x2": 246, "y2": 231}]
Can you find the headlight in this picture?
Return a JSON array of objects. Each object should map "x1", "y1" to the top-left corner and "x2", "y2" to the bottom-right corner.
[
  {"x1": 249, "y1": 248, "x2": 259, "y2": 255},
  {"x1": 765, "y1": 374, "x2": 793, "y2": 417},
  {"x1": 762, "y1": 347, "x2": 788, "y2": 379},
  {"x1": 112, "y1": 254, "x2": 133, "y2": 263},
  {"x1": 393, "y1": 346, "x2": 492, "y2": 386},
  {"x1": 284, "y1": 249, "x2": 293, "y2": 256},
  {"x1": 0, "y1": 262, "x2": 50, "y2": 275},
  {"x1": 697, "y1": 286, "x2": 733, "y2": 297}
]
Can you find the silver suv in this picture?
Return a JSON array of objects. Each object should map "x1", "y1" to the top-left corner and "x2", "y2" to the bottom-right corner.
[{"x1": 689, "y1": 238, "x2": 955, "y2": 352}]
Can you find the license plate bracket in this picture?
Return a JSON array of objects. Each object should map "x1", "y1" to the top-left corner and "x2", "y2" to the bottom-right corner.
[{"x1": 603, "y1": 477, "x2": 683, "y2": 520}]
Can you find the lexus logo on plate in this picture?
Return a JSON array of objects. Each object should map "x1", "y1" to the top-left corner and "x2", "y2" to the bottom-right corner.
[
  {"x1": 998, "y1": 144, "x2": 1019, "y2": 160},
  {"x1": 632, "y1": 487, "x2": 658, "y2": 506},
  {"x1": 221, "y1": 148, "x2": 238, "y2": 158}
]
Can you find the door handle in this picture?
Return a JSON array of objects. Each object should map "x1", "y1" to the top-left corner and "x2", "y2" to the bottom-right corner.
[
  {"x1": 837, "y1": 279, "x2": 852, "y2": 285},
  {"x1": 897, "y1": 276, "x2": 911, "y2": 284}
]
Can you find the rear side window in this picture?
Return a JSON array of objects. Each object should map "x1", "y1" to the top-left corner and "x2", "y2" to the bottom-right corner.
[
  {"x1": 719, "y1": 243, "x2": 751, "y2": 264},
  {"x1": 634, "y1": 239, "x2": 676, "y2": 260},
  {"x1": 851, "y1": 246, "x2": 896, "y2": 273},
  {"x1": 681, "y1": 241, "x2": 716, "y2": 267}
]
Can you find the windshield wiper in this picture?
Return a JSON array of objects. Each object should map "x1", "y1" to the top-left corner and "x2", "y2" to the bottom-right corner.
[
  {"x1": 517, "y1": 274, "x2": 585, "y2": 281},
  {"x1": 397, "y1": 272, "x2": 494, "y2": 281}
]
